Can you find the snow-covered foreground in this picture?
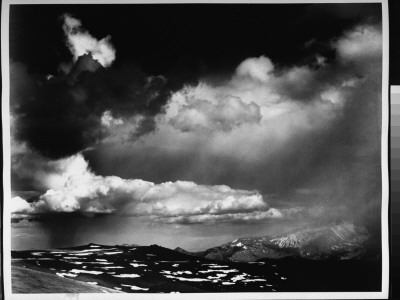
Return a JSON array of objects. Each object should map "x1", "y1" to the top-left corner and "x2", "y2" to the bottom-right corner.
[
  {"x1": 11, "y1": 243, "x2": 283, "y2": 293},
  {"x1": 11, "y1": 242, "x2": 381, "y2": 293}
]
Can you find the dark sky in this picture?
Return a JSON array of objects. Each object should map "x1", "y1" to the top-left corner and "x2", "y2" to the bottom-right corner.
[
  {"x1": 10, "y1": 4, "x2": 380, "y2": 75},
  {"x1": 8, "y1": 3, "x2": 384, "y2": 250}
]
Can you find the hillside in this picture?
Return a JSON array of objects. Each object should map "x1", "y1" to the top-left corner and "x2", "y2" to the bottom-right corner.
[{"x1": 12, "y1": 266, "x2": 123, "y2": 293}]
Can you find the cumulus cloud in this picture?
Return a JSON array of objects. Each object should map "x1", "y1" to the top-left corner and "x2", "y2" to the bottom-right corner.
[
  {"x1": 334, "y1": 24, "x2": 382, "y2": 63},
  {"x1": 11, "y1": 142, "x2": 90, "y2": 192},
  {"x1": 11, "y1": 196, "x2": 34, "y2": 215},
  {"x1": 235, "y1": 56, "x2": 274, "y2": 83},
  {"x1": 62, "y1": 14, "x2": 116, "y2": 67},
  {"x1": 170, "y1": 96, "x2": 261, "y2": 132},
  {"x1": 12, "y1": 154, "x2": 286, "y2": 225}
]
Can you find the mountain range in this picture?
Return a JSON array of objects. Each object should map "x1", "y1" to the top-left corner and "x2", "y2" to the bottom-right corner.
[
  {"x1": 181, "y1": 221, "x2": 375, "y2": 262},
  {"x1": 11, "y1": 221, "x2": 381, "y2": 293}
]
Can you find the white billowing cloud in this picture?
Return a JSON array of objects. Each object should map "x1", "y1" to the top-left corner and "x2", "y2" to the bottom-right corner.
[
  {"x1": 170, "y1": 96, "x2": 261, "y2": 132},
  {"x1": 155, "y1": 23, "x2": 381, "y2": 157},
  {"x1": 12, "y1": 154, "x2": 279, "y2": 224},
  {"x1": 12, "y1": 149, "x2": 90, "y2": 191},
  {"x1": 155, "y1": 64, "x2": 340, "y2": 165},
  {"x1": 334, "y1": 24, "x2": 382, "y2": 63},
  {"x1": 133, "y1": 181, "x2": 266, "y2": 218},
  {"x1": 62, "y1": 14, "x2": 116, "y2": 67},
  {"x1": 164, "y1": 57, "x2": 343, "y2": 141},
  {"x1": 11, "y1": 196, "x2": 34, "y2": 214},
  {"x1": 236, "y1": 56, "x2": 274, "y2": 83}
]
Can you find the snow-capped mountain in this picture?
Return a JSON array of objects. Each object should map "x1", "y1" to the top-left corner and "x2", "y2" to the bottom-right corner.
[
  {"x1": 11, "y1": 223, "x2": 381, "y2": 293},
  {"x1": 200, "y1": 221, "x2": 372, "y2": 262}
]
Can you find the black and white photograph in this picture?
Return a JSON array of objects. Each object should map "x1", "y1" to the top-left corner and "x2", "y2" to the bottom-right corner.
[{"x1": 1, "y1": 0, "x2": 389, "y2": 298}]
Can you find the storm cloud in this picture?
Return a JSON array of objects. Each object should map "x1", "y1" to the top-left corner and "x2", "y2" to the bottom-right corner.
[
  {"x1": 81, "y1": 22, "x2": 382, "y2": 227},
  {"x1": 11, "y1": 16, "x2": 198, "y2": 159}
]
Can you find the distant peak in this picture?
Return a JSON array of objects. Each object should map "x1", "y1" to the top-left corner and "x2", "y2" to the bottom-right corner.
[
  {"x1": 174, "y1": 247, "x2": 186, "y2": 252},
  {"x1": 119, "y1": 243, "x2": 139, "y2": 247}
]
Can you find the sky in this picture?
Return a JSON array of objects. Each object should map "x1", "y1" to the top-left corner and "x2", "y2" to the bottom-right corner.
[{"x1": 8, "y1": 3, "x2": 383, "y2": 251}]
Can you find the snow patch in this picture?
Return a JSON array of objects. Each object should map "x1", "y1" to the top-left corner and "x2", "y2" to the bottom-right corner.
[
  {"x1": 165, "y1": 275, "x2": 210, "y2": 282},
  {"x1": 231, "y1": 274, "x2": 246, "y2": 282},
  {"x1": 175, "y1": 271, "x2": 192, "y2": 275},
  {"x1": 113, "y1": 274, "x2": 140, "y2": 278},
  {"x1": 121, "y1": 284, "x2": 149, "y2": 291},
  {"x1": 243, "y1": 279, "x2": 267, "y2": 282},
  {"x1": 130, "y1": 263, "x2": 147, "y2": 267},
  {"x1": 56, "y1": 272, "x2": 78, "y2": 278},
  {"x1": 70, "y1": 269, "x2": 103, "y2": 275},
  {"x1": 73, "y1": 248, "x2": 112, "y2": 253}
]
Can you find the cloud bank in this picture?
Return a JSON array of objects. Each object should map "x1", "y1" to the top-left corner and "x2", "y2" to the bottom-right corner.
[{"x1": 11, "y1": 154, "x2": 287, "y2": 224}]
